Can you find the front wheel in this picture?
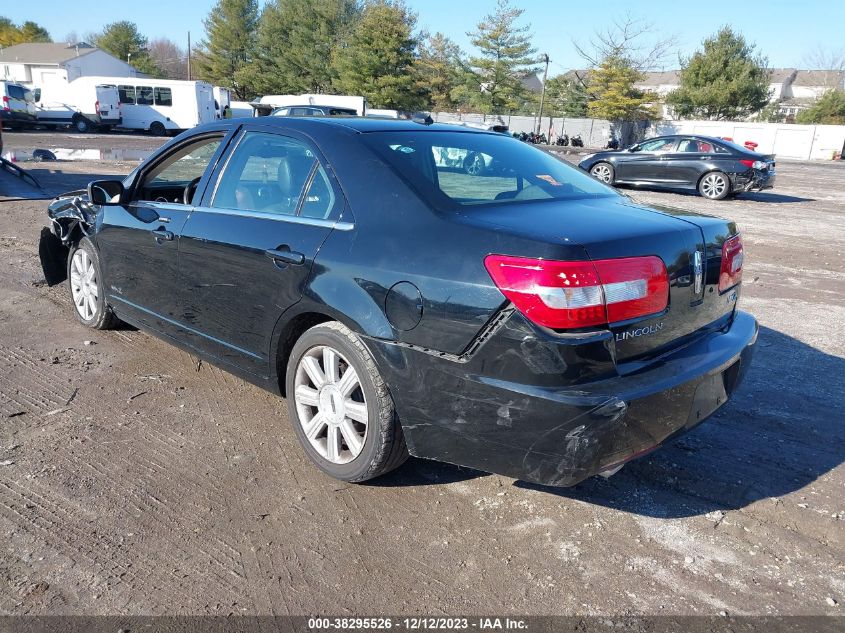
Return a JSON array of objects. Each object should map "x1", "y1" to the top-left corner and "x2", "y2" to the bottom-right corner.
[
  {"x1": 149, "y1": 121, "x2": 166, "y2": 136},
  {"x1": 698, "y1": 171, "x2": 731, "y2": 200},
  {"x1": 72, "y1": 115, "x2": 91, "y2": 133},
  {"x1": 590, "y1": 162, "x2": 615, "y2": 184},
  {"x1": 285, "y1": 321, "x2": 408, "y2": 482},
  {"x1": 67, "y1": 238, "x2": 121, "y2": 330}
]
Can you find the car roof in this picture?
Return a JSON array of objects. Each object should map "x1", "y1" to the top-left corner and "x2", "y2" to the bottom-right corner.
[{"x1": 212, "y1": 116, "x2": 496, "y2": 135}]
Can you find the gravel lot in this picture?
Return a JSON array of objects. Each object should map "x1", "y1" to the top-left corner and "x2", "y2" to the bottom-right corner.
[{"x1": 0, "y1": 130, "x2": 843, "y2": 616}]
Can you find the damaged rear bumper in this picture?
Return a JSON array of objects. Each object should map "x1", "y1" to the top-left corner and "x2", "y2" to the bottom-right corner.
[
  {"x1": 731, "y1": 169, "x2": 775, "y2": 193},
  {"x1": 365, "y1": 311, "x2": 758, "y2": 487}
]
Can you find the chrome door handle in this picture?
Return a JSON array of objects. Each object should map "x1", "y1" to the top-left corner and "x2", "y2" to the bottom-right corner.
[
  {"x1": 265, "y1": 247, "x2": 305, "y2": 266},
  {"x1": 151, "y1": 228, "x2": 174, "y2": 242}
]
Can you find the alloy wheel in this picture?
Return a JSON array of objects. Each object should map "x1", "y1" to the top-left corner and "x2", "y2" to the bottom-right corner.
[
  {"x1": 590, "y1": 164, "x2": 613, "y2": 183},
  {"x1": 701, "y1": 173, "x2": 727, "y2": 198},
  {"x1": 294, "y1": 345, "x2": 368, "y2": 464},
  {"x1": 70, "y1": 248, "x2": 98, "y2": 321}
]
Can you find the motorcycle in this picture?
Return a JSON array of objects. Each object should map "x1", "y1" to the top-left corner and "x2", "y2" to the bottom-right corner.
[
  {"x1": 555, "y1": 134, "x2": 570, "y2": 146},
  {"x1": 570, "y1": 134, "x2": 584, "y2": 148},
  {"x1": 604, "y1": 137, "x2": 619, "y2": 150}
]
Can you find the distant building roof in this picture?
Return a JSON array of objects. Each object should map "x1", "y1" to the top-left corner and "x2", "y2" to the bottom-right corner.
[
  {"x1": 767, "y1": 68, "x2": 797, "y2": 84},
  {"x1": 792, "y1": 69, "x2": 845, "y2": 88},
  {"x1": 636, "y1": 70, "x2": 680, "y2": 87},
  {"x1": 520, "y1": 74, "x2": 543, "y2": 93},
  {"x1": 0, "y1": 42, "x2": 98, "y2": 65}
]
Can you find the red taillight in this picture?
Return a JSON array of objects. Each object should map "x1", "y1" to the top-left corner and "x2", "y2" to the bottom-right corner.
[
  {"x1": 719, "y1": 234, "x2": 744, "y2": 292},
  {"x1": 484, "y1": 255, "x2": 669, "y2": 330},
  {"x1": 739, "y1": 159, "x2": 754, "y2": 168},
  {"x1": 95, "y1": 99, "x2": 99, "y2": 113},
  {"x1": 2, "y1": 96, "x2": 9, "y2": 111}
]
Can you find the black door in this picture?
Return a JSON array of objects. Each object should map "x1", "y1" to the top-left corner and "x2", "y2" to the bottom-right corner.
[
  {"x1": 176, "y1": 128, "x2": 343, "y2": 376},
  {"x1": 96, "y1": 132, "x2": 229, "y2": 334},
  {"x1": 663, "y1": 137, "x2": 716, "y2": 186},
  {"x1": 616, "y1": 137, "x2": 677, "y2": 182}
]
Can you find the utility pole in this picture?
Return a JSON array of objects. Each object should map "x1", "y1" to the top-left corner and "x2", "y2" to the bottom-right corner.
[
  {"x1": 187, "y1": 31, "x2": 192, "y2": 80},
  {"x1": 536, "y1": 53, "x2": 550, "y2": 135}
]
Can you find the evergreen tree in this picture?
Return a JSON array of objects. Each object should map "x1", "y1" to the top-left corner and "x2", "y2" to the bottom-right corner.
[
  {"x1": 455, "y1": 0, "x2": 537, "y2": 114},
  {"x1": 666, "y1": 26, "x2": 770, "y2": 120},
  {"x1": 796, "y1": 90, "x2": 845, "y2": 124},
  {"x1": 416, "y1": 32, "x2": 463, "y2": 111},
  {"x1": 333, "y1": 1, "x2": 425, "y2": 110},
  {"x1": 544, "y1": 74, "x2": 589, "y2": 117},
  {"x1": 194, "y1": 0, "x2": 259, "y2": 99},
  {"x1": 94, "y1": 22, "x2": 160, "y2": 76},
  {"x1": 0, "y1": 17, "x2": 51, "y2": 46},
  {"x1": 244, "y1": 0, "x2": 359, "y2": 96},
  {"x1": 587, "y1": 56, "x2": 657, "y2": 121}
]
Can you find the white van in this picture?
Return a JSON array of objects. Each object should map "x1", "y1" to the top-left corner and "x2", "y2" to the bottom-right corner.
[
  {"x1": 0, "y1": 81, "x2": 37, "y2": 129},
  {"x1": 87, "y1": 77, "x2": 215, "y2": 135},
  {"x1": 213, "y1": 86, "x2": 231, "y2": 118},
  {"x1": 33, "y1": 78, "x2": 121, "y2": 132}
]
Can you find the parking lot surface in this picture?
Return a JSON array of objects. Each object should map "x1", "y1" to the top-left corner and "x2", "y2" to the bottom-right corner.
[{"x1": 0, "y1": 131, "x2": 843, "y2": 615}]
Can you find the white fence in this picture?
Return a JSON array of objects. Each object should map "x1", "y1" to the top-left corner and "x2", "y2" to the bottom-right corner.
[
  {"x1": 654, "y1": 120, "x2": 845, "y2": 160},
  {"x1": 430, "y1": 111, "x2": 845, "y2": 160}
]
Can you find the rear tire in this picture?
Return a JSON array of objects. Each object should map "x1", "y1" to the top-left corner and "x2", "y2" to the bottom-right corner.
[
  {"x1": 698, "y1": 171, "x2": 730, "y2": 200},
  {"x1": 67, "y1": 238, "x2": 121, "y2": 330},
  {"x1": 149, "y1": 121, "x2": 166, "y2": 136},
  {"x1": 285, "y1": 321, "x2": 408, "y2": 482},
  {"x1": 589, "y1": 161, "x2": 615, "y2": 184}
]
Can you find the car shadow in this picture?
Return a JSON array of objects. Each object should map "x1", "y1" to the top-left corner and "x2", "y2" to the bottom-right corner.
[
  {"x1": 736, "y1": 192, "x2": 815, "y2": 203},
  {"x1": 366, "y1": 457, "x2": 485, "y2": 488},
  {"x1": 512, "y1": 326, "x2": 844, "y2": 517}
]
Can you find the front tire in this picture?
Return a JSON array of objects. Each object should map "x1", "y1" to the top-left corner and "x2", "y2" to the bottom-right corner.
[
  {"x1": 698, "y1": 171, "x2": 730, "y2": 200},
  {"x1": 285, "y1": 321, "x2": 408, "y2": 482},
  {"x1": 67, "y1": 238, "x2": 120, "y2": 330},
  {"x1": 149, "y1": 121, "x2": 166, "y2": 136},
  {"x1": 590, "y1": 162, "x2": 615, "y2": 184},
  {"x1": 72, "y1": 115, "x2": 91, "y2": 133}
]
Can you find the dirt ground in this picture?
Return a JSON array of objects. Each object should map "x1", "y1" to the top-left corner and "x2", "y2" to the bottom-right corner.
[{"x1": 0, "y1": 130, "x2": 843, "y2": 616}]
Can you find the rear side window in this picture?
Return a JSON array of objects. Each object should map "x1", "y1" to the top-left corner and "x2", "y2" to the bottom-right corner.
[
  {"x1": 154, "y1": 87, "x2": 173, "y2": 107},
  {"x1": 118, "y1": 85, "x2": 135, "y2": 104},
  {"x1": 363, "y1": 131, "x2": 616, "y2": 210},
  {"x1": 212, "y1": 131, "x2": 318, "y2": 216},
  {"x1": 136, "y1": 86, "x2": 153, "y2": 106}
]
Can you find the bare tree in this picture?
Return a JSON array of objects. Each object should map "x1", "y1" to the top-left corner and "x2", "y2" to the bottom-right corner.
[
  {"x1": 802, "y1": 45, "x2": 845, "y2": 89},
  {"x1": 148, "y1": 37, "x2": 188, "y2": 80},
  {"x1": 573, "y1": 13, "x2": 677, "y2": 71},
  {"x1": 63, "y1": 30, "x2": 80, "y2": 44}
]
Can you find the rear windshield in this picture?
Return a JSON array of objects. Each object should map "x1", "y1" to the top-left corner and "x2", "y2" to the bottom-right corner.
[{"x1": 362, "y1": 131, "x2": 617, "y2": 210}]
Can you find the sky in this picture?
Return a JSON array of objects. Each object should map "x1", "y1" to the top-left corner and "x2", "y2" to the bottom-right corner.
[{"x1": 4, "y1": 0, "x2": 844, "y2": 74}]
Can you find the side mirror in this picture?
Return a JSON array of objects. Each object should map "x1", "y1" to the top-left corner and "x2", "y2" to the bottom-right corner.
[
  {"x1": 88, "y1": 179, "x2": 124, "y2": 205},
  {"x1": 33, "y1": 88, "x2": 41, "y2": 103}
]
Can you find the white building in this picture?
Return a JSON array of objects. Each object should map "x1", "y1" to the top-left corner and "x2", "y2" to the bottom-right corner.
[{"x1": 0, "y1": 42, "x2": 141, "y2": 86}]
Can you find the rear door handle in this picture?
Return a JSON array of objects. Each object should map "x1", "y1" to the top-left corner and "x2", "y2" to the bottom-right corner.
[
  {"x1": 265, "y1": 247, "x2": 305, "y2": 266},
  {"x1": 151, "y1": 228, "x2": 174, "y2": 242}
]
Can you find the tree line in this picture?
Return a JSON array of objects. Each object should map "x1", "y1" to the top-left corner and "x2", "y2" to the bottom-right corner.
[{"x1": 2, "y1": 6, "x2": 844, "y2": 125}]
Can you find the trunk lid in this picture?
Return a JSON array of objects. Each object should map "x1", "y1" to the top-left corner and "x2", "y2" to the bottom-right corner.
[{"x1": 458, "y1": 196, "x2": 739, "y2": 362}]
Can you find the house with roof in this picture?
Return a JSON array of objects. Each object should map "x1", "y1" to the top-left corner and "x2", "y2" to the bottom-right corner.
[
  {"x1": 778, "y1": 70, "x2": 845, "y2": 118},
  {"x1": 0, "y1": 42, "x2": 141, "y2": 87}
]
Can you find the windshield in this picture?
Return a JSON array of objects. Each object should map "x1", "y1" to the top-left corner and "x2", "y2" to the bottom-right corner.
[{"x1": 363, "y1": 130, "x2": 617, "y2": 210}]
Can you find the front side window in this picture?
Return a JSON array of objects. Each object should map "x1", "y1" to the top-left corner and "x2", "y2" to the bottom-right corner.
[
  {"x1": 363, "y1": 131, "x2": 616, "y2": 210},
  {"x1": 136, "y1": 86, "x2": 153, "y2": 106},
  {"x1": 118, "y1": 85, "x2": 135, "y2": 105},
  {"x1": 154, "y1": 87, "x2": 173, "y2": 107},
  {"x1": 135, "y1": 136, "x2": 222, "y2": 203},
  {"x1": 638, "y1": 138, "x2": 676, "y2": 153},
  {"x1": 212, "y1": 132, "x2": 318, "y2": 216}
]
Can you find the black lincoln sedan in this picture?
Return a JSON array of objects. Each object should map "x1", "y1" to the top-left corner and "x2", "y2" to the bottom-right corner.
[
  {"x1": 579, "y1": 134, "x2": 776, "y2": 200},
  {"x1": 38, "y1": 118, "x2": 757, "y2": 487}
]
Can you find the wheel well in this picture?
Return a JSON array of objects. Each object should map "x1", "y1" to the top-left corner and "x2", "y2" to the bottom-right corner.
[{"x1": 276, "y1": 312, "x2": 335, "y2": 395}]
